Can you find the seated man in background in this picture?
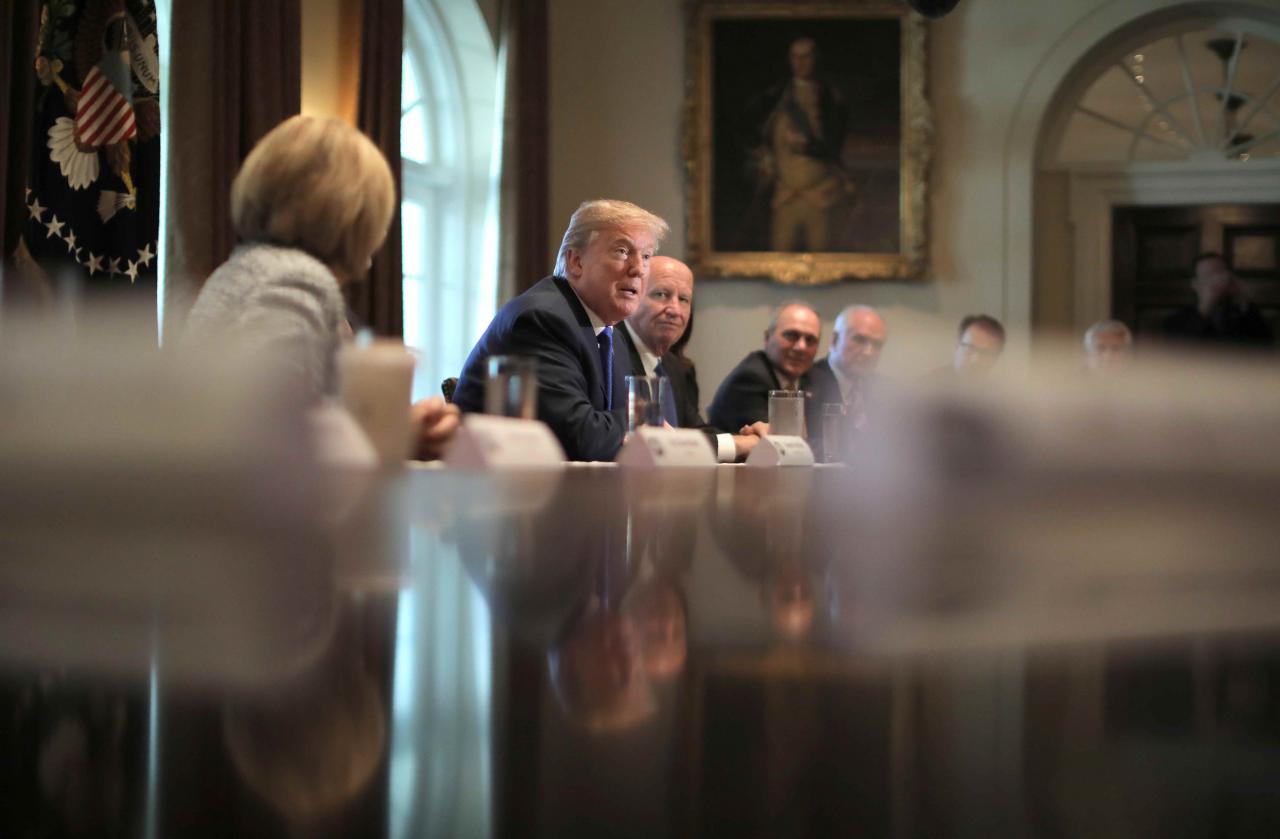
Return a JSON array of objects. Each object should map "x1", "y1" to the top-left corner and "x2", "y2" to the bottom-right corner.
[
  {"x1": 1083, "y1": 319, "x2": 1133, "y2": 373},
  {"x1": 810, "y1": 305, "x2": 887, "y2": 435},
  {"x1": 453, "y1": 199, "x2": 668, "y2": 461},
  {"x1": 1162, "y1": 252, "x2": 1273, "y2": 349},
  {"x1": 923, "y1": 314, "x2": 1004, "y2": 381},
  {"x1": 708, "y1": 302, "x2": 828, "y2": 436},
  {"x1": 618, "y1": 256, "x2": 764, "y2": 461}
]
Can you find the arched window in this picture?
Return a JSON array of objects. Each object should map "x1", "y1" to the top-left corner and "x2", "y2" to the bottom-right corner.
[
  {"x1": 401, "y1": 0, "x2": 498, "y2": 400},
  {"x1": 1053, "y1": 25, "x2": 1280, "y2": 164},
  {"x1": 391, "y1": 6, "x2": 497, "y2": 838}
]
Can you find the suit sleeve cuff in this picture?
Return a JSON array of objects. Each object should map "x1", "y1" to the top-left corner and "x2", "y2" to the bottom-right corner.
[{"x1": 715, "y1": 433, "x2": 736, "y2": 463}]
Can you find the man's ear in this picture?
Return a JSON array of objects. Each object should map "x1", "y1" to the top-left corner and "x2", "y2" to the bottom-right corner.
[{"x1": 565, "y1": 248, "x2": 582, "y2": 280}]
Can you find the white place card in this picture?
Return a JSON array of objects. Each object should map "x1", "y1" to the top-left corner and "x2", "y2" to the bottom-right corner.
[
  {"x1": 616, "y1": 426, "x2": 716, "y2": 469},
  {"x1": 745, "y1": 435, "x2": 815, "y2": 467},
  {"x1": 443, "y1": 414, "x2": 566, "y2": 469}
]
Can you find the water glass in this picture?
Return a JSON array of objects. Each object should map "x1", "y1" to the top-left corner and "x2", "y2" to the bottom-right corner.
[
  {"x1": 485, "y1": 355, "x2": 538, "y2": 419},
  {"x1": 767, "y1": 389, "x2": 806, "y2": 438},
  {"x1": 626, "y1": 374, "x2": 663, "y2": 432},
  {"x1": 821, "y1": 402, "x2": 849, "y2": 463}
]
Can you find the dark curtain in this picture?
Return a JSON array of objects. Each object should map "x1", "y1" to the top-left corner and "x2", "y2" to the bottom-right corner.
[
  {"x1": 1, "y1": 0, "x2": 41, "y2": 301},
  {"x1": 497, "y1": 0, "x2": 549, "y2": 297},
  {"x1": 345, "y1": 0, "x2": 404, "y2": 336},
  {"x1": 163, "y1": 0, "x2": 300, "y2": 339}
]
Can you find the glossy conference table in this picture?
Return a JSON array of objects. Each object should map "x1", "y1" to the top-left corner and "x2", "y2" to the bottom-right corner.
[{"x1": 5, "y1": 462, "x2": 1280, "y2": 839}]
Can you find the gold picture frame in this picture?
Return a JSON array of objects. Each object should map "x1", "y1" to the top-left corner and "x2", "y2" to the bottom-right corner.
[{"x1": 684, "y1": 1, "x2": 931, "y2": 284}]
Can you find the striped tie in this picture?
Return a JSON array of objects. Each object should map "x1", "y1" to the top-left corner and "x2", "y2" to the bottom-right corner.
[
  {"x1": 597, "y1": 326, "x2": 614, "y2": 410},
  {"x1": 655, "y1": 360, "x2": 679, "y2": 427}
]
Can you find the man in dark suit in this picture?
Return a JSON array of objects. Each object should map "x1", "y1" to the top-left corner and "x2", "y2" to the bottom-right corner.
[
  {"x1": 810, "y1": 305, "x2": 887, "y2": 457},
  {"x1": 453, "y1": 200, "x2": 669, "y2": 461},
  {"x1": 618, "y1": 256, "x2": 765, "y2": 462},
  {"x1": 708, "y1": 302, "x2": 832, "y2": 440},
  {"x1": 1162, "y1": 252, "x2": 1273, "y2": 349}
]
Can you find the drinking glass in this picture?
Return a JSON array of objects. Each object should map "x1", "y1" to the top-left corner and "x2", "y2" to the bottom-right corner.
[
  {"x1": 626, "y1": 374, "x2": 663, "y2": 432},
  {"x1": 767, "y1": 389, "x2": 806, "y2": 438},
  {"x1": 337, "y1": 339, "x2": 416, "y2": 464},
  {"x1": 484, "y1": 356, "x2": 538, "y2": 419},
  {"x1": 821, "y1": 403, "x2": 849, "y2": 463}
]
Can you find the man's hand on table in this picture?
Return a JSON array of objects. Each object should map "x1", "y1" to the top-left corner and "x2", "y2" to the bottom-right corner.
[{"x1": 411, "y1": 396, "x2": 461, "y2": 460}]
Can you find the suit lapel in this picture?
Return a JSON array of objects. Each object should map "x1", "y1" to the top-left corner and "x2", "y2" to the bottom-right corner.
[
  {"x1": 761, "y1": 351, "x2": 783, "y2": 390},
  {"x1": 552, "y1": 277, "x2": 609, "y2": 409}
]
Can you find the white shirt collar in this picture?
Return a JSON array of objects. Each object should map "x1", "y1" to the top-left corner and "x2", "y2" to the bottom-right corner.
[
  {"x1": 568, "y1": 284, "x2": 609, "y2": 336},
  {"x1": 623, "y1": 321, "x2": 662, "y2": 376}
]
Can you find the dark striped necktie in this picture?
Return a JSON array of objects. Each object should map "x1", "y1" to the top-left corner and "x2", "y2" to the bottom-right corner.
[
  {"x1": 597, "y1": 326, "x2": 614, "y2": 410},
  {"x1": 655, "y1": 360, "x2": 679, "y2": 427}
]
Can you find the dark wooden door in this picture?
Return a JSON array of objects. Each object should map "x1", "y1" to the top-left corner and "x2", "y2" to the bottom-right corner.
[{"x1": 1112, "y1": 204, "x2": 1280, "y2": 343}]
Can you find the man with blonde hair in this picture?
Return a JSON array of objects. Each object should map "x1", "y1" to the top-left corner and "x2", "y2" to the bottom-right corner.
[{"x1": 454, "y1": 199, "x2": 669, "y2": 460}]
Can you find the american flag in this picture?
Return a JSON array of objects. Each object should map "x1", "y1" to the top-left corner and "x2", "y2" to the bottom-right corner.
[{"x1": 76, "y1": 63, "x2": 137, "y2": 148}]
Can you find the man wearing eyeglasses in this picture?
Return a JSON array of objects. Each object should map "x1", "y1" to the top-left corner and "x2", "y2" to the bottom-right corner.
[
  {"x1": 709, "y1": 301, "x2": 829, "y2": 435},
  {"x1": 953, "y1": 314, "x2": 1005, "y2": 376},
  {"x1": 921, "y1": 314, "x2": 1004, "y2": 385}
]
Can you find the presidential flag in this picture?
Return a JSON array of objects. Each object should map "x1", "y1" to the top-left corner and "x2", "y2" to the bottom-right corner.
[{"x1": 24, "y1": 0, "x2": 160, "y2": 293}]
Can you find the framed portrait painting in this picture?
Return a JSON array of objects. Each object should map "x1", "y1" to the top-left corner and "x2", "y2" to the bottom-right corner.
[{"x1": 684, "y1": 1, "x2": 931, "y2": 284}]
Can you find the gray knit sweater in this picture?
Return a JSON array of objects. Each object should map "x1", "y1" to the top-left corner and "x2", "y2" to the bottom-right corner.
[{"x1": 183, "y1": 243, "x2": 347, "y2": 399}]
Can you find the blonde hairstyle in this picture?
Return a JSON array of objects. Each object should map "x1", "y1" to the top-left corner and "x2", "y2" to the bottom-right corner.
[
  {"x1": 231, "y1": 115, "x2": 396, "y2": 280},
  {"x1": 553, "y1": 199, "x2": 670, "y2": 277}
]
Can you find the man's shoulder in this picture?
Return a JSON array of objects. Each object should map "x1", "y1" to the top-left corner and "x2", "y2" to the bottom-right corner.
[
  {"x1": 489, "y1": 276, "x2": 584, "y2": 331},
  {"x1": 725, "y1": 350, "x2": 772, "y2": 381}
]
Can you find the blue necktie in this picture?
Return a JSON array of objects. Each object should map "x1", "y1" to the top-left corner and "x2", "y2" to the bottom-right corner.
[
  {"x1": 597, "y1": 326, "x2": 614, "y2": 411},
  {"x1": 655, "y1": 360, "x2": 679, "y2": 427}
]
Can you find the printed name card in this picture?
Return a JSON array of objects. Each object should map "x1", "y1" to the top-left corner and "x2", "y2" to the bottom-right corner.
[
  {"x1": 617, "y1": 426, "x2": 717, "y2": 469},
  {"x1": 444, "y1": 414, "x2": 566, "y2": 469},
  {"x1": 745, "y1": 435, "x2": 814, "y2": 468}
]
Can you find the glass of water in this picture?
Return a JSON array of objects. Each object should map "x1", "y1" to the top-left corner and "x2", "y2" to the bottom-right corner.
[
  {"x1": 484, "y1": 355, "x2": 538, "y2": 419},
  {"x1": 626, "y1": 374, "x2": 663, "y2": 432},
  {"x1": 821, "y1": 402, "x2": 849, "y2": 463},
  {"x1": 767, "y1": 389, "x2": 806, "y2": 438}
]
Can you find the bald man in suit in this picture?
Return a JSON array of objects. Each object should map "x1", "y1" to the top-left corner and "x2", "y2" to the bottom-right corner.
[{"x1": 617, "y1": 256, "x2": 765, "y2": 461}]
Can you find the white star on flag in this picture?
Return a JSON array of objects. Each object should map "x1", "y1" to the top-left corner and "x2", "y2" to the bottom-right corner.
[
  {"x1": 108, "y1": 257, "x2": 121, "y2": 275},
  {"x1": 44, "y1": 215, "x2": 65, "y2": 239},
  {"x1": 136, "y1": 243, "x2": 155, "y2": 267},
  {"x1": 64, "y1": 231, "x2": 77, "y2": 253},
  {"x1": 28, "y1": 198, "x2": 46, "y2": 222},
  {"x1": 85, "y1": 252, "x2": 104, "y2": 275},
  {"x1": 125, "y1": 260, "x2": 140, "y2": 282}
]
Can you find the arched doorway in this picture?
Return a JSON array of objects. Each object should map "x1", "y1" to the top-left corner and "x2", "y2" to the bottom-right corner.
[{"x1": 1029, "y1": 2, "x2": 1280, "y2": 338}]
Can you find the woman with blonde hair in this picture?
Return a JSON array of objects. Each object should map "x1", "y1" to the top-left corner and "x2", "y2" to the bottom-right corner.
[{"x1": 185, "y1": 115, "x2": 456, "y2": 457}]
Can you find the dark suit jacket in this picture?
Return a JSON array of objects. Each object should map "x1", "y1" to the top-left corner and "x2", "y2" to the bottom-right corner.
[
  {"x1": 708, "y1": 351, "x2": 835, "y2": 444},
  {"x1": 1162, "y1": 302, "x2": 1273, "y2": 348},
  {"x1": 616, "y1": 324, "x2": 714, "y2": 433},
  {"x1": 453, "y1": 276, "x2": 632, "y2": 461}
]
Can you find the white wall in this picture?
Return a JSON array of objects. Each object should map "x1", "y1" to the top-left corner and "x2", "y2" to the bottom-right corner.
[{"x1": 545, "y1": 0, "x2": 1256, "y2": 408}]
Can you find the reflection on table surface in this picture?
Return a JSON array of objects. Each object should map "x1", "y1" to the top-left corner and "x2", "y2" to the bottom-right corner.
[{"x1": 5, "y1": 463, "x2": 1280, "y2": 839}]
